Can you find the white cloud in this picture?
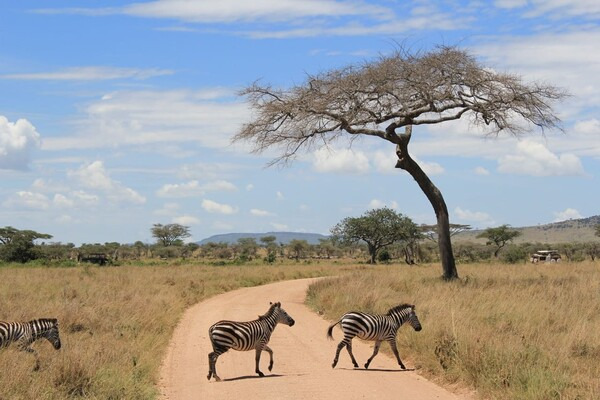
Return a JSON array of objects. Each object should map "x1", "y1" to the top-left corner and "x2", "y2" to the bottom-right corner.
[
  {"x1": 201, "y1": 199, "x2": 238, "y2": 214},
  {"x1": 154, "y1": 202, "x2": 180, "y2": 216},
  {"x1": 41, "y1": 89, "x2": 249, "y2": 152},
  {"x1": 250, "y1": 208, "x2": 274, "y2": 217},
  {"x1": 68, "y1": 161, "x2": 146, "y2": 204},
  {"x1": 270, "y1": 222, "x2": 289, "y2": 231},
  {"x1": 313, "y1": 147, "x2": 370, "y2": 174},
  {"x1": 157, "y1": 179, "x2": 237, "y2": 197},
  {"x1": 495, "y1": 0, "x2": 600, "y2": 19},
  {"x1": 497, "y1": 140, "x2": 585, "y2": 176},
  {"x1": 172, "y1": 215, "x2": 200, "y2": 225},
  {"x1": 454, "y1": 207, "x2": 495, "y2": 227},
  {"x1": 0, "y1": 66, "x2": 172, "y2": 81},
  {"x1": 53, "y1": 193, "x2": 75, "y2": 208},
  {"x1": 0, "y1": 116, "x2": 41, "y2": 170},
  {"x1": 246, "y1": 184, "x2": 254, "y2": 191},
  {"x1": 3, "y1": 191, "x2": 49, "y2": 210},
  {"x1": 368, "y1": 199, "x2": 398, "y2": 210},
  {"x1": 474, "y1": 166, "x2": 490, "y2": 176},
  {"x1": 553, "y1": 208, "x2": 582, "y2": 222},
  {"x1": 276, "y1": 191, "x2": 284, "y2": 200}
]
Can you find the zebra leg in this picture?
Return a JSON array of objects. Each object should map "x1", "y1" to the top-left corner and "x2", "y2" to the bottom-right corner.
[
  {"x1": 364, "y1": 340, "x2": 382, "y2": 369},
  {"x1": 207, "y1": 351, "x2": 222, "y2": 381},
  {"x1": 388, "y1": 339, "x2": 406, "y2": 369},
  {"x1": 345, "y1": 341, "x2": 359, "y2": 368},
  {"x1": 18, "y1": 340, "x2": 39, "y2": 371},
  {"x1": 263, "y1": 345, "x2": 274, "y2": 371},
  {"x1": 332, "y1": 341, "x2": 345, "y2": 368},
  {"x1": 255, "y1": 348, "x2": 265, "y2": 377}
]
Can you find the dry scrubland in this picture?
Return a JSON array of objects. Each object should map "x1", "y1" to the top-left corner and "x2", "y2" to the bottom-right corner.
[
  {"x1": 0, "y1": 262, "x2": 344, "y2": 399},
  {"x1": 307, "y1": 262, "x2": 600, "y2": 400}
]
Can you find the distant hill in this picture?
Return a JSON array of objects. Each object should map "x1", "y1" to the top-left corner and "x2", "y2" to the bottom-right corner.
[
  {"x1": 455, "y1": 215, "x2": 600, "y2": 244},
  {"x1": 197, "y1": 232, "x2": 328, "y2": 245}
]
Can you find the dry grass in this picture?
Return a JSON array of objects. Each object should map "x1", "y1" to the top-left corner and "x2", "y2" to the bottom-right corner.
[
  {"x1": 0, "y1": 262, "x2": 345, "y2": 399},
  {"x1": 306, "y1": 262, "x2": 600, "y2": 400}
]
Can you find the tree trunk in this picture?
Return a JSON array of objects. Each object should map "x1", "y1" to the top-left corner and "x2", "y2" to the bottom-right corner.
[
  {"x1": 368, "y1": 243, "x2": 377, "y2": 264},
  {"x1": 395, "y1": 130, "x2": 459, "y2": 280}
]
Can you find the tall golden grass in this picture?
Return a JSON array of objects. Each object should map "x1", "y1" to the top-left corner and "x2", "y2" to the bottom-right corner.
[
  {"x1": 0, "y1": 262, "x2": 343, "y2": 399},
  {"x1": 306, "y1": 262, "x2": 600, "y2": 400}
]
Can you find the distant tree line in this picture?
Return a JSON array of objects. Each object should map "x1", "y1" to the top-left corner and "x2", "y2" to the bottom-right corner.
[{"x1": 1, "y1": 221, "x2": 599, "y2": 266}]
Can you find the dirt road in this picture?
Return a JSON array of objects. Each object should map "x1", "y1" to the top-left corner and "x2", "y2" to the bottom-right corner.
[{"x1": 159, "y1": 278, "x2": 473, "y2": 400}]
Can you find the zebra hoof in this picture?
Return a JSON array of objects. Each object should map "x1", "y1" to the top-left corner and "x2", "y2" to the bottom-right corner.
[
  {"x1": 268, "y1": 365, "x2": 273, "y2": 372},
  {"x1": 364, "y1": 363, "x2": 370, "y2": 369},
  {"x1": 257, "y1": 371, "x2": 265, "y2": 377}
]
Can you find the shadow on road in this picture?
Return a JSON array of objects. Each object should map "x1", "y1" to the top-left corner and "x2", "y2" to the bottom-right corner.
[{"x1": 338, "y1": 367, "x2": 415, "y2": 372}]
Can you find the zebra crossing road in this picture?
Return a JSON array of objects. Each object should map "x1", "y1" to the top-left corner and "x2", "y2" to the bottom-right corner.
[{"x1": 159, "y1": 278, "x2": 474, "y2": 400}]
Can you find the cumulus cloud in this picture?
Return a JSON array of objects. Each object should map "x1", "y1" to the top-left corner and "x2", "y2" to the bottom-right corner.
[
  {"x1": 41, "y1": 89, "x2": 249, "y2": 152},
  {"x1": 313, "y1": 147, "x2": 369, "y2": 174},
  {"x1": 276, "y1": 191, "x2": 284, "y2": 200},
  {"x1": 270, "y1": 222, "x2": 289, "y2": 231},
  {"x1": 497, "y1": 140, "x2": 585, "y2": 176},
  {"x1": 68, "y1": 161, "x2": 146, "y2": 204},
  {"x1": 454, "y1": 207, "x2": 495, "y2": 227},
  {"x1": 368, "y1": 199, "x2": 398, "y2": 210},
  {"x1": 3, "y1": 191, "x2": 49, "y2": 210},
  {"x1": 157, "y1": 179, "x2": 236, "y2": 198},
  {"x1": 0, "y1": 116, "x2": 41, "y2": 170},
  {"x1": 474, "y1": 166, "x2": 490, "y2": 176},
  {"x1": 201, "y1": 199, "x2": 238, "y2": 214},
  {"x1": 553, "y1": 208, "x2": 582, "y2": 222},
  {"x1": 172, "y1": 215, "x2": 200, "y2": 225},
  {"x1": 250, "y1": 208, "x2": 274, "y2": 217}
]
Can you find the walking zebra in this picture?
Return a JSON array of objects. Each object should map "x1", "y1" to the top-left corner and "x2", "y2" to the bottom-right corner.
[
  {"x1": 207, "y1": 302, "x2": 295, "y2": 381},
  {"x1": 327, "y1": 304, "x2": 421, "y2": 370},
  {"x1": 0, "y1": 318, "x2": 61, "y2": 369}
]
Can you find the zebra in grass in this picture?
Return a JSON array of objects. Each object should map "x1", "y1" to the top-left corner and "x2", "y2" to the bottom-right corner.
[
  {"x1": 327, "y1": 304, "x2": 421, "y2": 370},
  {"x1": 207, "y1": 302, "x2": 295, "y2": 381},
  {"x1": 0, "y1": 318, "x2": 61, "y2": 370}
]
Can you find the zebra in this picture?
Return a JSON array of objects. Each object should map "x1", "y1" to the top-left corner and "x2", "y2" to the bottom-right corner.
[
  {"x1": 327, "y1": 304, "x2": 421, "y2": 370},
  {"x1": 207, "y1": 302, "x2": 295, "y2": 381},
  {"x1": 0, "y1": 318, "x2": 61, "y2": 370}
]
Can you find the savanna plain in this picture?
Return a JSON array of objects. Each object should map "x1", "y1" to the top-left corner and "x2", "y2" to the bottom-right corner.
[{"x1": 0, "y1": 260, "x2": 599, "y2": 400}]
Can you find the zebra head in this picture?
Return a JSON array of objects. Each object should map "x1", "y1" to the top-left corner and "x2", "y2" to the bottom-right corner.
[
  {"x1": 270, "y1": 302, "x2": 295, "y2": 327},
  {"x1": 41, "y1": 318, "x2": 62, "y2": 350},
  {"x1": 406, "y1": 305, "x2": 422, "y2": 332}
]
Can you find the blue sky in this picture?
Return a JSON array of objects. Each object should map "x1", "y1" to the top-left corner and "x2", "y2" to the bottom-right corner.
[{"x1": 1, "y1": 0, "x2": 599, "y2": 245}]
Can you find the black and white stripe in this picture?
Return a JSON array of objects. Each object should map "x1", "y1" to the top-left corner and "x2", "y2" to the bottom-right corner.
[
  {"x1": 327, "y1": 304, "x2": 421, "y2": 369},
  {"x1": 0, "y1": 318, "x2": 61, "y2": 369},
  {"x1": 207, "y1": 302, "x2": 295, "y2": 381}
]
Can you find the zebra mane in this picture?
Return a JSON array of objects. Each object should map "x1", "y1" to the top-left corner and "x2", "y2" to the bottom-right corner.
[
  {"x1": 386, "y1": 304, "x2": 413, "y2": 315},
  {"x1": 258, "y1": 302, "x2": 280, "y2": 320}
]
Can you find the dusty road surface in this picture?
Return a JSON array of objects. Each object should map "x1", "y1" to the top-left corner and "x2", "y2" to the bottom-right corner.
[{"x1": 159, "y1": 278, "x2": 473, "y2": 400}]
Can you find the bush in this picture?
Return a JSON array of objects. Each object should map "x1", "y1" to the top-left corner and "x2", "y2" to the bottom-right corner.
[{"x1": 501, "y1": 245, "x2": 528, "y2": 264}]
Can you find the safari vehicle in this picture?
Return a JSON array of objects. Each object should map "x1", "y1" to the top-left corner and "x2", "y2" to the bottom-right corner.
[{"x1": 530, "y1": 250, "x2": 561, "y2": 263}]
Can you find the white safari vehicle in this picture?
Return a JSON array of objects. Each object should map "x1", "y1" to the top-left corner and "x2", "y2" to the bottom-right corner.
[{"x1": 530, "y1": 250, "x2": 561, "y2": 263}]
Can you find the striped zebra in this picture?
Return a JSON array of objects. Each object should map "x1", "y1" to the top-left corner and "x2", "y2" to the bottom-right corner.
[
  {"x1": 327, "y1": 304, "x2": 421, "y2": 370},
  {"x1": 0, "y1": 318, "x2": 61, "y2": 369},
  {"x1": 207, "y1": 302, "x2": 295, "y2": 381}
]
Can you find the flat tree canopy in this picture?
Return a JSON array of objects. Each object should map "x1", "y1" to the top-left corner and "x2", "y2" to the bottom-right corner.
[
  {"x1": 235, "y1": 45, "x2": 566, "y2": 280},
  {"x1": 477, "y1": 224, "x2": 522, "y2": 258},
  {"x1": 151, "y1": 223, "x2": 191, "y2": 247}
]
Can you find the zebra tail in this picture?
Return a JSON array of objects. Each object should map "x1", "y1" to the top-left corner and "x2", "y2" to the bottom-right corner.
[{"x1": 327, "y1": 320, "x2": 341, "y2": 340}]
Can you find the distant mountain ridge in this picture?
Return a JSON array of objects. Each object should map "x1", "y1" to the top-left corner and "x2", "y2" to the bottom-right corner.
[
  {"x1": 456, "y1": 215, "x2": 600, "y2": 244},
  {"x1": 197, "y1": 232, "x2": 328, "y2": 245}
]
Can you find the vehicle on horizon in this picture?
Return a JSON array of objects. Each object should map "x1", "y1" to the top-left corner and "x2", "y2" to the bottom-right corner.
[{"x1": 530, "y1": 250, "x2": 561, "y2": 263}]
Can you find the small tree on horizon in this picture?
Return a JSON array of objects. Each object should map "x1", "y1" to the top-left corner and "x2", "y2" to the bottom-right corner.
[
  {"x1": 331, "y1": 208, "x2": 418, "y2": 264},
  {"x1": 151, "y1": 223, "x2": 191, "y2": 247},
  {"x1": 477, "y1": 225, "x2": 522, "y2": 258},
  {"x1": 234, "y1": 45, "x2": 566, "y2": 280},
  {"x1": 0, "y1": 226, "x2": 53, "y2": 263}
]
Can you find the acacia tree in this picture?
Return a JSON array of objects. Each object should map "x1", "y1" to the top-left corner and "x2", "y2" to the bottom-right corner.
[
  {"x1": 234, "y1": 46, "x2": 566, "y2": 280},
  {"x1": 0, "y1": 226, "x2": 52, "y2": 263},
  {"x1": 331, "y1": 208, "x2": 418, "y2": 264},
  {"x1": 595, "y1": 224, "x2": 600, "y2": 238},
  {"x1": 477, "y1": 224, "x2": 522, "y2": 258},
  {"x1": 151, "y1": 223, "x2": 191, "y2": 247}
]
